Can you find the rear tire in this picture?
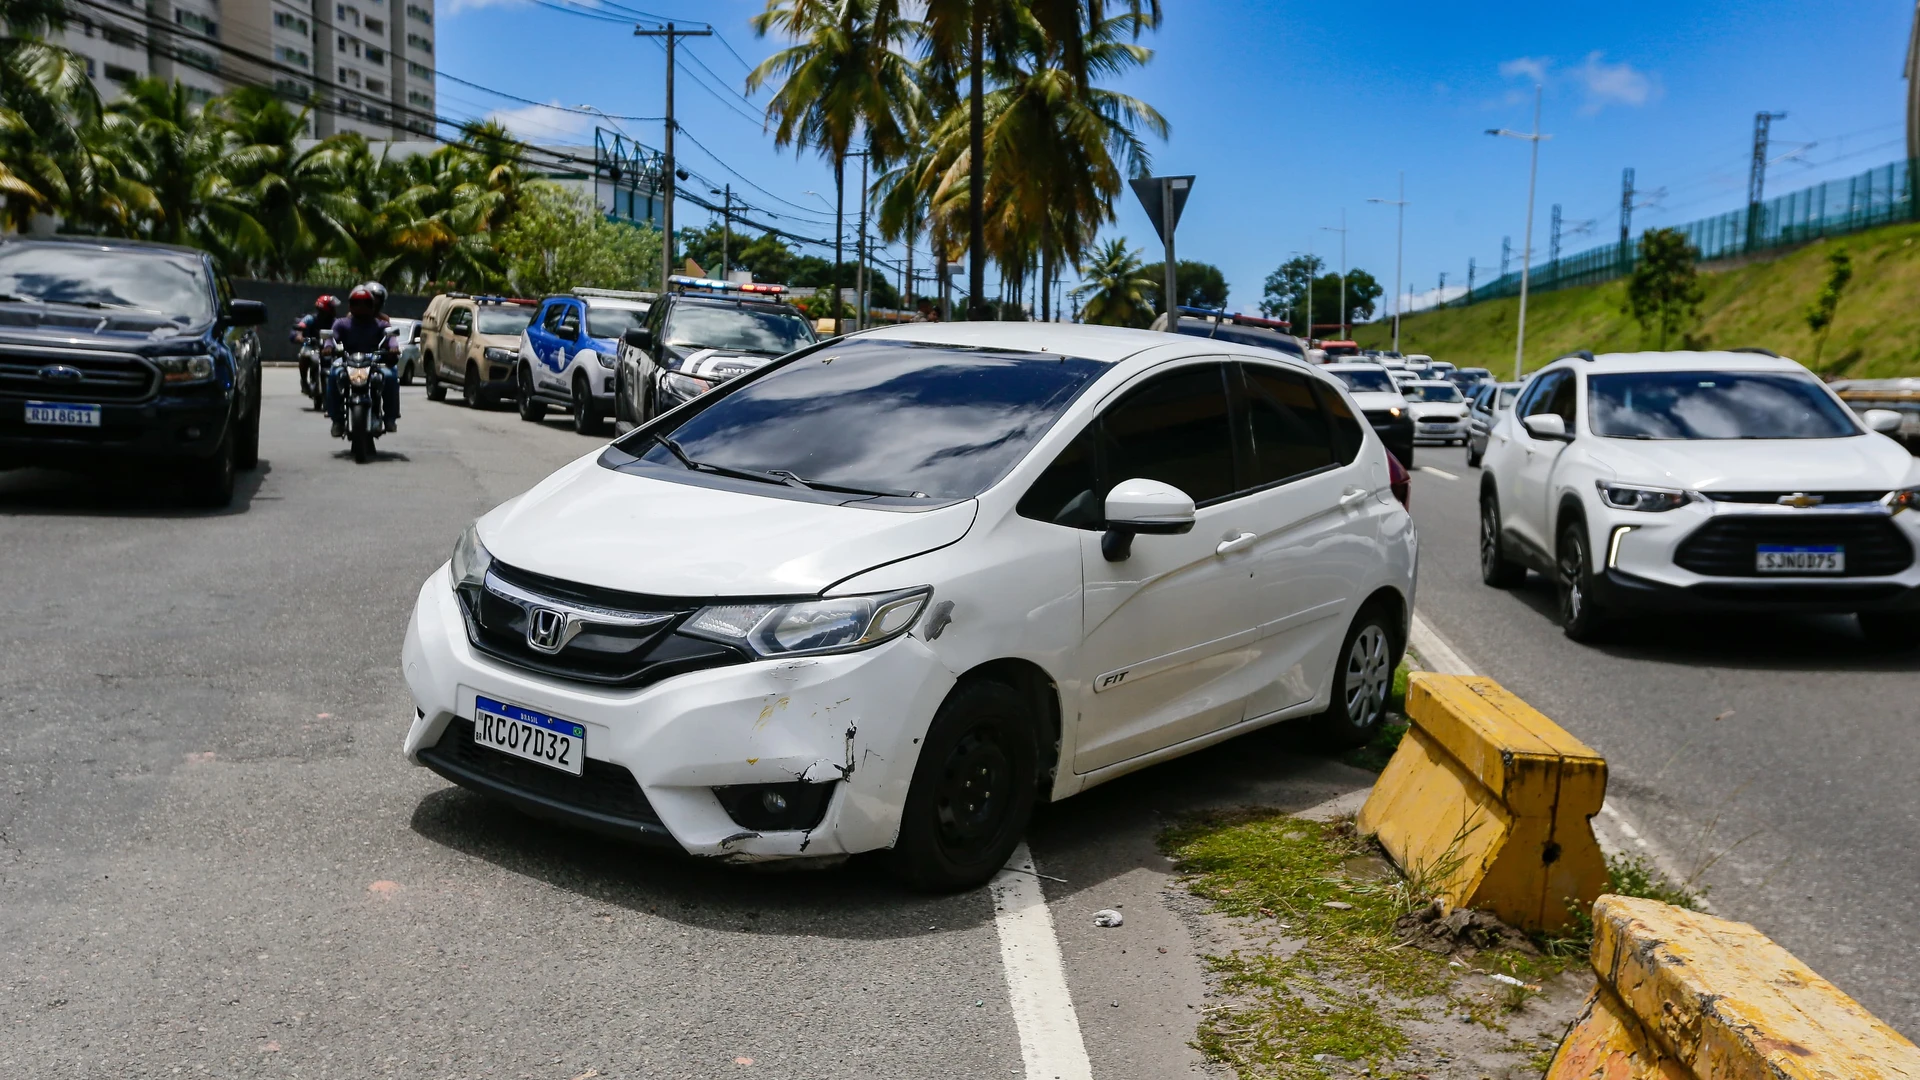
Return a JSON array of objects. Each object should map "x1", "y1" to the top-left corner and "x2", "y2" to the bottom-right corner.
[
  {"x1": 891, "y1": 680, "x2": 1039, "y2": 892},
  {"x1": 1557, "y1": 520, "x2": 1608, "y2": 642},
  {"x1": 1466, "y1": 441, "x2": 1484, "y2": 468},
  {"x1": 517, "y1": 366, "x2": 547, "y2": 422},
  {"x1": 1858, "y1": 612, "x2": 1920, "y2": 650},
  {"x1": 1479, "y1": 492, "x2": 1528, "y2": 588},
  {"x1": 1315, "y1": 606, "x2": 1400, "y2": 750},
  {"x1": 425, "y1": 355, "x2": 448, "y2": 402},
  {"x1": 572, "y1": 375, "x2": 607, "y2": 435}
]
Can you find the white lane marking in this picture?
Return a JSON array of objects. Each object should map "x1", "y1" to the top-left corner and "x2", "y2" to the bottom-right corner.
[
  {"x1": 1407, "y1": 611, "x2": 1474, "y2": 674},
  {"x1": 991, "y1": 841, "x2": 1093, "y2": 1080},
  {"x1": 1416, "y1": 465, "x2": 1460, "y2": 480}
]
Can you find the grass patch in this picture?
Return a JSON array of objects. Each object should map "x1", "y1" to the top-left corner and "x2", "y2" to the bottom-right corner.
[
  {"x1": 1341, "y1": 663, "x2": 1410, "y2": 773},
  {"x1": 1538, "y1": 853, "x2": 1711, "y2": 960},
  {"x1": 1163, "y1": 812, "x2": 1570, "y2": 1077}
]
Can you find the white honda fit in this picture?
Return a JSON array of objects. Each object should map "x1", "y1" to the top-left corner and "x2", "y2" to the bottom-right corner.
[{"x1": 401, "y1": 322, "x2": 1418, "y2": 889}]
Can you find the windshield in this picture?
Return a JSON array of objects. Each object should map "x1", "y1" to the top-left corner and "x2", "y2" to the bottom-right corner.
[
  {"x1": 1589, "y1": 370, "x2": 1860, "y2": 440},
  {"x1": 586, "y1": 303, "x2": 648, "y2": 339},
  {"x1": 1496, "y1": 386, "x2": 1520, "y2": 407},
  {"x1": 665, "y1": 303, "x2": 815, "y2": 354},
  {"x1": 0, "y1": 243, "x2": 211, "y2": 321},
  {"x1": 623, "y1": 341, "x2": 1105, "y2": 501},
  {"x1": 1402, "y1": 383, "x2": 1463, "y2": 402},
  {"x1": 1330, "y1": 368, "x2": 1396, "y2": 394},
  {"x1": 478, "y1": 306, "x2": 535, "y2": 335}
]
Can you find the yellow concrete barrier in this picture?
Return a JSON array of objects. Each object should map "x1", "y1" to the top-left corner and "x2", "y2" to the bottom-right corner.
[
  {"x1": 1356, "y1": 672, "x2": 1606, "y2": 932},
  {"x1": 1549, "y1": 895, "x2": 1920, "y2": 1080}
]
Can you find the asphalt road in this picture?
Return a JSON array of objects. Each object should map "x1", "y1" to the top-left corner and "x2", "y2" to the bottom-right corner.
[
  {"x1": 0, "y1": 367, "x2": 1379, "y2": 1078},
  {"x1": 1405, "y1": 446, "x2": 1920, "y2": 1035}
]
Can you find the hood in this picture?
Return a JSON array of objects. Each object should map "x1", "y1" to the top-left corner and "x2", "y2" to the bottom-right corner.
[
  {"x1": 667, "y1": 346, "x2": 774, "y2": 381},
  {"x1": 0, "y1": 305, "x2": 206, "y2": 353},
  {"x1": 477, "y1": 453, "x2": 979, "y2": 597},
  {"x1": 1348, "y1": 391, "x2": 1408, "y2": 412},
  {"x1": 1408, "y1": 400, "x2": 1467, "y2": 418},
  {"x1": 1589, "y1": 434, "x2": 1920, "y2": 493}
]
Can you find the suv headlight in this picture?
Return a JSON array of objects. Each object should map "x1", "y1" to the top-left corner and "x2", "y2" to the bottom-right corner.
[
  {"x1": 1885, "y1": 486, "x2": 1920, "y2": 514},
  {"x1": 154, "y1": 354, "x2": 215, "y2": 384},
  {"x1": 451, "y1": 524, "x2": 492, "y2": 589},
  {"x1": 1596, "y1": 481, "x2": 1692, "y2": 512},
  {"x1": 594, "y1": 350, "x2": 617, "y2": 369},
  {"x1": 661, "y1": 371, "x2": 712, "y2": 399},
  {"x1": 683, "y1": 588, "x2": 932, "y2": 658},
  {"x1": 483, "y1": 347, "x2": 517, "y2": 363}
]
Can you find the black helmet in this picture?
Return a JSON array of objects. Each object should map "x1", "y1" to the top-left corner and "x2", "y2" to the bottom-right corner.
[{"x1": 360, "y1": 281, "x2": 389, "y2": 313}]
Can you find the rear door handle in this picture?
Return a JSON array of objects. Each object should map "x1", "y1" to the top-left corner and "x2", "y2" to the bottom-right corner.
[
  {"x1": 1215, "y1": 531, "x2": 1257, "y2": 555},
  {"x1": 1338, "y1": 486, "x2": 1370, "y2": 507}
]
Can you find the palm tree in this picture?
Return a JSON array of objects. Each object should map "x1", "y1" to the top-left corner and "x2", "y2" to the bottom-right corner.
[
  {"x1": 749, "y1": 0, "x2": 922, "y2": 329},
  {"x1": 0, "y1": 0, "x2": 101, "y2": 231},
  {"x1": 1071, "y1": 236, "x2": 1152, "y2": 326},
  {"x1": 199, "y1": 88, "x2": 363, "y2": 279},
  {"x1": 101, "y1": 78, "x2": 215, "y2": 243}
]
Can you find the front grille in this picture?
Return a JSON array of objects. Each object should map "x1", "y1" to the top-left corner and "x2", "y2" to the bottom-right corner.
[
  {"x1": 1675, "y1": 515, "x2": 1914, "y2": 577},
  {"x1": 1701, "y1": 491, "x2": 1889, "y2": 505},
  {"x1": 421, "y1": 718, "x2": 664, "y2": 828},
  {"x1": 0, "y1": 350, "x2": 155, "y2": 402},
  {"x1": 1363, "y1": 409, "x2": 1408, "y2": 427},
  {"x1": 461, "y1": 560, "x2": 747, "y2": 686}
]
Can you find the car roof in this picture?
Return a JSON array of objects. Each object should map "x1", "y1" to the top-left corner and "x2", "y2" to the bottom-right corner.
[
  {"x1": 1409, "y1": 379, "x2": 1458, "y2": 386},
  {"x1": 669, "y1": 292, "x2": 800, "y2": 314},
  {"x1": 581, "y1": 296, "x2": 649, "y2": 310},
  {"x1": 853, "y1": 321, "x2": 1179, "y2": 364},
  {"x1": 1323, "y1": 362, "x2": 1389, "y2": 371},
  {"x1": 0, "y1": 234, "x2": 210, "y2": 259},
  {"x1": 1553, "y1": 350, "x2": 1809, "y2": 375}
]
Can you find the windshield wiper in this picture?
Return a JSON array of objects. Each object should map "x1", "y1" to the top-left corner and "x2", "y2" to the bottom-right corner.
[
  {"x1": 0, "y1": 293, "x2": 35, "y2": 304},
  {"x1": 768, "y1": 469, "x2": 928, "y2": 500},
  {"x1": 647, "y1": 432, "x2": 789, "y2": 487}
]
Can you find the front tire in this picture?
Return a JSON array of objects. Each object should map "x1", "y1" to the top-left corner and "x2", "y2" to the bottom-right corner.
[
  {"x1": 464, "y1": 362, "x2": 488, "y2": 409},
  {"x1": 1858, "y1": 612, "x2": 1920, "y2": 650},
  {"x1": 572, "y1": 375, "x2": 607, "y2": 435},
  {"x1": 1557, "y1": 520, "x2": 1608, "y2": 642},
  {"x1": 891, "y1": 680, "x2": 1039, "y2": 892},
  {"x1": 1466, "y1": 440, "x2": 1484, "y2": 468},
  {"x1": 1480, "y1": 492, "x2": 1528, "y2": 588},
  {"x1": 1316, "y1": 607, "x2": 1399, "y2": 749},
  {"x1": 517, "y1": 366, "x2": 547, "y2": 422},
  {"x1": 182, "y1": 429, "x2": 236, "y2": 508},
  {"x1": 425, "y1": 355, "x2": 448, "y2": 402},
  {"x1": 234, "y1": 380, "x2": 261, "y2": 471}
]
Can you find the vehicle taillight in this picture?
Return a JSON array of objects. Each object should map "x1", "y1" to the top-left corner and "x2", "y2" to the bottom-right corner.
[{"x1": 1387, "y1": 452, "x2": 1410, "y2": 510}]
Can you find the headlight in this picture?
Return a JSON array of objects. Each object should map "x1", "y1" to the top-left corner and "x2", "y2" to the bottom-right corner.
[
  {"x1": 683, "y1": 588, "x2": 931, "y2": 658},
  {"x1": 1387, "y1": 406, "x2": 1402, "y2": 418},
  {"x1": 347, "y1": 365, "x2": 371, "y2": 386},
  {"x1": 154, "y1": 354, "x2": 215, "y2": 384},
  {"x1": 451, "y1": 524, "x2": 492, "y2": 589},
  {"x1": 483, "y1": 347, "x2": 517, "y2": 363},
  {"x1": 1596, "y1": 481, "x2": 1692, "y2": 512},
  {"x1": 594, "y1": 350, "x2": 616, "y2": 369},
  {"x1": 1885, "y1": 486, "x2": 1920, "y2": 514},
  {"x1": 661, "y1": 371, "x2": 713, "y2": 399}
]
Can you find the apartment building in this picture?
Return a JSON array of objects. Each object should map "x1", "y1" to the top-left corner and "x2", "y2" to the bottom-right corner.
[{"x1": 54, "y1": 0, "x2": 436, "y2": 141}]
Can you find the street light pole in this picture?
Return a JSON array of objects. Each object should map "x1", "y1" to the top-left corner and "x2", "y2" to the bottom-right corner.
[
  {"x1": 1488, "y1": 86, "x2": 1550, "y2": 381},
  {"x1": 709, "y1": 184, "x2": 732, "y2": 276},
  {"x1": 1368, "y1": 174, "x2": 1408, "y2": 354},
  {"x1": 1321, "y1": 211, "x2": 1348, "y2": 340}
]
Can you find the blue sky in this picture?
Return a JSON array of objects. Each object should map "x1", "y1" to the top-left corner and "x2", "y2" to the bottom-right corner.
[{"x1": 435, "y1": 0, "x2": 1915, "y2": 320}]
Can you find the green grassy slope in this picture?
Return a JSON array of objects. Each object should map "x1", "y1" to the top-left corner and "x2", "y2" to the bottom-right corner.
[{"x1": 1352, "y1": 220, "x2": 1920, "y2": 379}]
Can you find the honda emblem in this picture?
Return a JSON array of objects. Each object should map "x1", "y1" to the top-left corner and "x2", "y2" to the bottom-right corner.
[{"x1": 526, "y1": 607, "x2": 570, "y2": 653}]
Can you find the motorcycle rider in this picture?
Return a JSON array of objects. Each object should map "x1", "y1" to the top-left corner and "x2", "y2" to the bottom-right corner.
[
  {"x1": 323, "y1": 284, "x2": 401, "y2": 438},
  {"x1": 291, "y1": 294, "x2": 339, "y2": 395}
]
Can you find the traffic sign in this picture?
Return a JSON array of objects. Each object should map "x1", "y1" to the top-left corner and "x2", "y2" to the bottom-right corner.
[{"x1": 1131, "y1": 175, "x2": 1195, "y2": 244}]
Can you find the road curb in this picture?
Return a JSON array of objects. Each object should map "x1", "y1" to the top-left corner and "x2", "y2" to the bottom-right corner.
[
  {"x1": 1548, "y1": 895, "x2": 1920, "y2": 1080},
  {"x1": 1357, "y1": 672, "x2": 1607, "y2": 932}
]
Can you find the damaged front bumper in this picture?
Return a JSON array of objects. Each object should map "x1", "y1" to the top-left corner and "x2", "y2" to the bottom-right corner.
[{"x1": 400, "y1": 565, "x2": 958, "y2": 861}]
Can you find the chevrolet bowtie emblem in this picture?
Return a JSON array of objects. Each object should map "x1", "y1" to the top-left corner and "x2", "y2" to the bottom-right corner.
[{"x1": 1777, "y1": 492, "x2": 1823, "y2": 508}]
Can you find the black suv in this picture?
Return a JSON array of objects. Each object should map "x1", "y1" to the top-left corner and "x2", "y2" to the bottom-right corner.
[
  {"x1": 0, "y1": 237, "x2": 267, "y2": 505},
  {"x1": 612, "y1": 288, "x2": 816, "y2": 427}
]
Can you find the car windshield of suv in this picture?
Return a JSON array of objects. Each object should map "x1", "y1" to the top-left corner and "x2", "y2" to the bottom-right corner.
[
  {"x1": 477, "y1": 306, "x2": 535, "y2": 335},
  {"x1": 1402, "y1": 384, "x2": 1463, "y2": 402},
  {"x1": 620, "y1": 341, "x2": 1105, "y2": 501},
  {"x1": 1330, "y1": 368, "x2": 1396, "y2": 393},
  {"x1": 664, "y1": 303, "x2": 815, "y2": 355},
  {"x1": 586, "y1": 304, "x2": 648, "y2": 338},
  {"x1": 0, "y1": 244, "x2": 211, "y2": 322},
  {"x1": 1589, "y1": 370, "x2": 1860, "y2": 439}
]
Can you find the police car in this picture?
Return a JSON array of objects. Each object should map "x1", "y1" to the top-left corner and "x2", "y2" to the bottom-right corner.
[
  {"x1": 515, "y1": 288, "x2": 654, "y2": 435},
  {"x1": 613, "y1": 275, "x2": 817, "y2": 429}
]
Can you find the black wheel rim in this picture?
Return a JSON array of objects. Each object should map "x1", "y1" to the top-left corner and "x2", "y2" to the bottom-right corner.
[
  {"x1": 933, "y1": 725, "x2": 1012, "y2": 857},
  {"x1": 1559, "y1": 532, "x2": 1586, "y2": 624},
  {"x1": 1480, "y1": 501, "x2": 1499, "y2": 575}
]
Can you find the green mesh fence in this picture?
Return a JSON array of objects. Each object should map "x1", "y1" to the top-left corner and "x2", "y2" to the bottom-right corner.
[{"x1": 1452, "y1": 158, "x2": 1918, "y2": 308}]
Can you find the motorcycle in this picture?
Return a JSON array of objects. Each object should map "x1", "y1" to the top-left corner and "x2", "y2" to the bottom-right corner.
[
  {"x1": 335, "y1": 350, "x2": 388, "y2": 464},
  {"x1": 298, "y1": 340, "x2": 325, "y2": 409}
]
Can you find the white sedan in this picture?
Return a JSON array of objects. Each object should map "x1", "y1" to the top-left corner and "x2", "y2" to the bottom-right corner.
[
  {"x1": 401, "y1": 322, "x2": 1418, "y2": 889},
  {"x1": 1402, "y1": 379, "x2": 1471, "y2": 445}
]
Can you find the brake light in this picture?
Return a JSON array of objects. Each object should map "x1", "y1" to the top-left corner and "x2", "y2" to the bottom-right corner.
[{"x1": 1387, "y1": 452, "x2": 1410, "y2": 510}]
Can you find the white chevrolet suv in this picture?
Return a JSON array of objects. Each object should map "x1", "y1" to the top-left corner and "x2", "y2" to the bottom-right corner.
[
  {"x1": 402, "y1": 322, "x2": 1418, "y2": 890},
  {"x1": 1478, "y1": 349, "x2": 1920, "y2": 645}
]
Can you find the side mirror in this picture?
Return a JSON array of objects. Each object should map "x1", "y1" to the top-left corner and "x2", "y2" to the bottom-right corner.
[
  {"x1": 1521, "y1": 413, "x2": 1569, "y2": 440},
  {"x1": 453, "y1": 324, "x2": 471, "y2": 337},
  {"x1": 225, "y1": 299, "x2": 267, "y2": 327},
  {"x1": 623, "y1": 327, "x2": 652, "y2": 350},
  {"x1": 1863, "y1": 408, "x2": 1904, "y2": 435},
  {"x1": 1101, "y1": 478, "x2": 1196, "y2": 562}
]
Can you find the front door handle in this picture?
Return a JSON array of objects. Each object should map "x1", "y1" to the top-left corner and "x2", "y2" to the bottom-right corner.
[
  {"x1": 1215, "y1": 531, "x2": 1257, "y2": 555},
  {"x1": 1338, "y1": 486, "x2": 1370, "y2": 507}
]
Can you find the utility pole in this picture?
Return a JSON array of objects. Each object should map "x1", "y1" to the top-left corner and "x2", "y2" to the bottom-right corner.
[
  {"x1": 1467, "y1": 257, "x2": 1476, "y2": 303},
  {"x1": 1488, "y1": 85, "x2": 1549, "y2": 381},
  {"x1": 1438, "y1": 271, "x2": 1447, "y2": 310},
  {"x1": 1619, "y1": 167, "x2": 1635, "y2": 272},
  {"x1": 1549, "y1": 203, "x2": 1563, "y2": 271},
  {"x1": 855, "y1": 148, "x2": 869, "y2": 329},
  {"x1": 1501, "y1": 237, "x2": 1511, "y2": 277},
  {"x1": 709, "y1": 184, "x2": 732, "y2": 275},
  {"x1": 1748, "y1": 110, "x2": 1787, "y2": 251},
  {"x1": 1368, "y1": 172, "x2": 1408, "y2": 353},
  {"x1": 1321, "y1": 210, "x2": 1348, "y2": 339},
  {"x1": 634, "y1": 21, "x2": 712, "y2": 289}
]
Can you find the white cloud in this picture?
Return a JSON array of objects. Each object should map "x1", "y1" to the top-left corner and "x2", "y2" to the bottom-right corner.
[
  {"x1": 1498, "y1": 56, "x2": 1549, "y2": 84},
  {"x1": 444, "y1": 0, "x2": 526, "y2": 12},
  {"x1": 1571, "y1": 51, "x2": 1658, "y2": 113},
  {"x1": 487, "y1": 100, "x2": 594, "y2": 143}
]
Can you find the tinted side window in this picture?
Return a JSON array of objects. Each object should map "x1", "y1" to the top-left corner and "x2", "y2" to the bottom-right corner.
[
  {"x1": 1544, "y1": 373, "x2": 1578, "y2": 426},
  {"x1": 1315, "y1": 381, "x2": 1367, "y2": 466},
  {"x1": 540, "y1": 302, "x2": 566, "y2": 333},
  {"x1": 1097, "y1": 365, "x2": 1237, "y2": 505},
  {"x1": 1017, "y1": 429, "x2": 1101, "y2": 528},
  {"x1": 448, "y1": 306, "x2": 472, "y2": 332},
  {"x1": 556, "y1": 303, "x2": 582, "y2": 338},
  {"x1": 1240, "y1": 363, "x2": 1335, "y2": 486},
  {"x1": 1517, "y1": 370, "x2": 1564, "y2": 418}
]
